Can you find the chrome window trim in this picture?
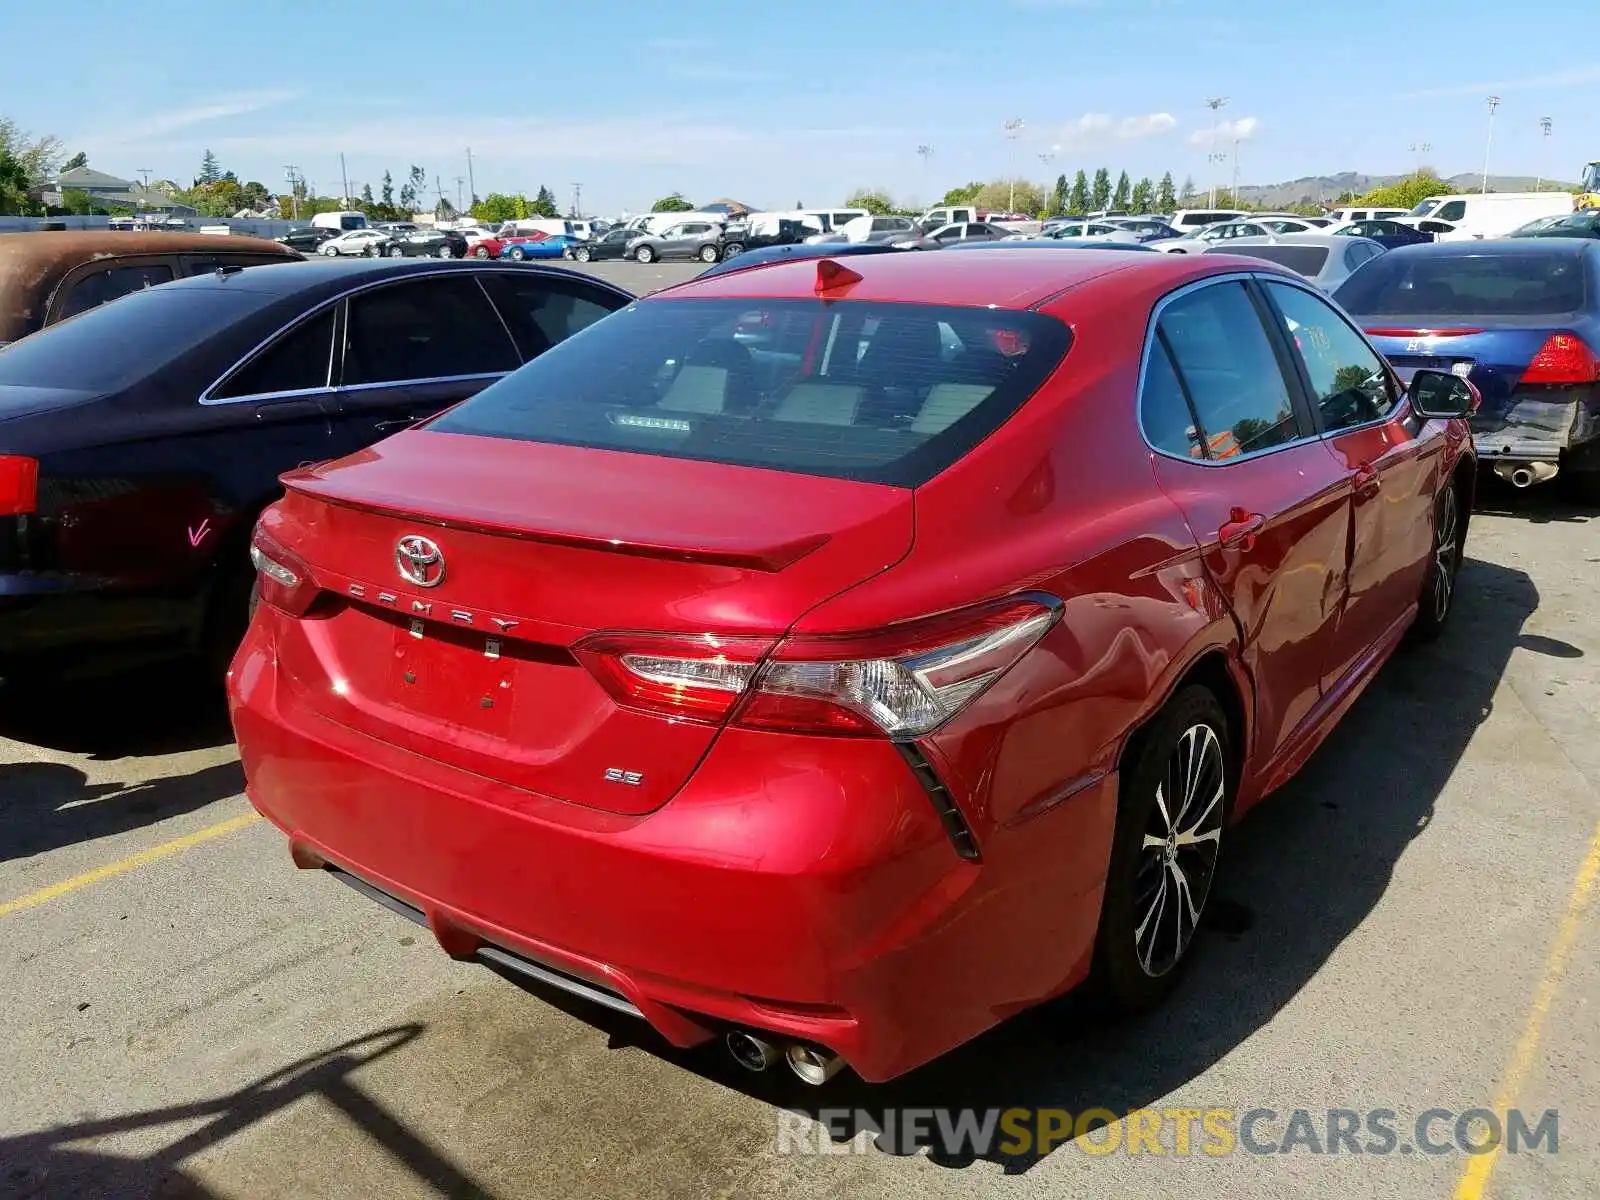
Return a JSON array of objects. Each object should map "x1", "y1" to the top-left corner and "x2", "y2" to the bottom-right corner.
[
  {"x1": 197, "y1": 265, "x2": 603, "y2": 406},
  {"x1": 1134, "y1": 271, "x2": 1319, "y2": 468},
  {"x1": 1255, "y1": 274, "x2": 1407, "y2": 440},
  {"x1": 335, "y1": 371, "x2": 510, "y2": 396}
]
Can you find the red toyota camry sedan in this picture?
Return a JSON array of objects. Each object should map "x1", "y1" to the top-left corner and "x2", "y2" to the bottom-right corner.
[{"x1": 230, "y1": 249, "x2": 1477, "y2": 1084}]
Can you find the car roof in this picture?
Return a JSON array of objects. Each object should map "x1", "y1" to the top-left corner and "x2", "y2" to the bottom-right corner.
[
  {"x1": 1215, "y1": 232, "x2": 1361, "y2": 248},
  {"x1": 661, "y1": 246, "x2": 1259, "y2": 309},
  {"x1": 134, "y1": 257, "x2": 623, "y2": 299},
  {"x1": 946, "y1": 239, "x2": 1157, "y2": 252},
  {"x1": 1381, "y1": 237, "x2": 1596, "y2": 260}
]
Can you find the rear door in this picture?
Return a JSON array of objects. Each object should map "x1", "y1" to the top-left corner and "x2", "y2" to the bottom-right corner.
[
  {"x1": 1259, "y1": 278, "x2": 1438, "y2": 688},
  {"x1": 1142, "y1": 276, "x2": 1353, "y2": 767},
  {"x1": 327, "y1": 274, "x2": 523, "y2": 454}
]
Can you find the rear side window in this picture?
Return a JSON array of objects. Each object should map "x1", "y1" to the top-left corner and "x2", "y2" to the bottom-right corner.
[
  {"x1": 479, "y1": 274, "x2": 627, "y2": 360},
  {"x1": 57, "y1": 263, "x2": 176, "y2": 320},
  {"x1": 1333, "y1": 250, "x2": 1587, "y2": 316},
  {"x1": 342, "y1": 276, "x2": 519, "y2": 386},
  {"x1": 212, "y1": 310, "x2": 336, "y2": 400},
  {"x1": 429, "y1": 299, "x2": 1072, "y2": 486},
  {"x1": 1151, "y1": 282, "x2": 1301, "y2": 460}
]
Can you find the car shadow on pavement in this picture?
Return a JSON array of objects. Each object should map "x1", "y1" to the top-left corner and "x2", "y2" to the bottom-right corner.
[
  {"x1": 1473, "y1": 476, "x2": 1600, "y2": 524},
  {"x1": 536, "y1": 552, "x2": 1538, "y2": 1174},
  {"x1": 0, "y1": 669, "x2": 234, "y2": 759},
  {"x1": 0, "y1": 759, "x2": 245, "y2": 863},
  {"x1": 0, "y1": 1026, "x2": 498, "y2": 1200}
]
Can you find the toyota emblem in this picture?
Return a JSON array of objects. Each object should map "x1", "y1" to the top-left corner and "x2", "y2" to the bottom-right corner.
[{"x1": 395, "y1": 535, "x2": 446, "y2": 588}]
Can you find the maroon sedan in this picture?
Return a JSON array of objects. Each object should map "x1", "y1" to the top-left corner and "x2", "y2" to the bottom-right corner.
[{"x1": 231, "y1": 250, "x2": 1477, "y2": 1084}]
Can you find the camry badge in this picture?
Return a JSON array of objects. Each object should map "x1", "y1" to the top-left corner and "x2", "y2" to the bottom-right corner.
[{"x1": 396, "y1": 535, "x2": 445, "y2": 588}]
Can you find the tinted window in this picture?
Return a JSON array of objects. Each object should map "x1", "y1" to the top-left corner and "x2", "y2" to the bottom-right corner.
[
  {"x1": 342, "y1": 276, "x2": 519, "y2": 385},
  {"x1": 1333, "y1": 249, "x2": 1587, "y2": 317},
  {"x1": 0, "y1": 287, "x2": 259, "y2": 392},
  {"x1": 1435, "y1": 201, "x2": 1466, "y2": 222},
  {"x1": 58, "y1": 263, "x2": 176, "y2": 319},
  {"x1": 1156, "y1": 282, "x2": 1300, "y2": 459},
  {"x1": 1209, "y1": 244, "x2": 1330, "y2": 276},
  {"x1": 428, "y1": 299, "x2": 1072, "y2": 487},
  {"x1": 1264, "y1": 282, "x2": 1395, "y2": 431},
  {"x1": 1346, "y1": 242, "x2": 1382, "y2": 268},
  {"x1": 935, "y1": 226, "x2": 963, "y2": 241},
  {"x1": 480, "y1": 274, "x2": 626, "y2": 360},
  {"x1": 1140, "y1": 336, "x2": 1204, "y2": 458},
  {"x1": 213, "y1": 310, "x2": 336, "y2": 399}
]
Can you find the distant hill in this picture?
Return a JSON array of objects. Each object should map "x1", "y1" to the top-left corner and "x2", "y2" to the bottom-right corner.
[{"x1": 1235, "y1": 172, "x2": 1577, "y2": 209}]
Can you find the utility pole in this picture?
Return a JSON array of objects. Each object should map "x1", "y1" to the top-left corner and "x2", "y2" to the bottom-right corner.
[
  {"x1": 1208, "y1": 152, "x2": 1228, "y2": 206},
  {"x1": 136, "y1": 167, "x2": 152, "y2": 188},
  {"x1": 1003, "y1": 118, "x2": 1025, "y2": 211},
  {"x1": 571, "y1": 182, "x2": 583, "y2": 218},
  {"x1": 339, "y1": 152, "x2": 351, "y2": 205},
  {"x1": 455, "y1": 176, "x2": 466, "y2": 211},
  {"x1": 283, "y1": 166, "x2": 301, "y2": 220},
  {"x1": 465, "y1": 146, "x2": 476, "y2": 208},
  {"x1": 434, "y1": 175, "x2": 446, "y2": 215},
  {"x1": 1536, "y1": 117, "x2": 1552, "y2": 191},
  {"x1": 1482, "y1": 95, "x2": 1500, "y2": 194},
  {"x1": 1204, "y1": 97, "x2": 1228, "y2": 207},
  {"x1": 1231, "y1": 136, "x2": 1241, "y2": 207}
]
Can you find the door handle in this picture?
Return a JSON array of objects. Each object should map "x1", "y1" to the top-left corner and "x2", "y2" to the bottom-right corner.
[
  {"x1": 1218, "y1": 507, "x2": 1265, "y2": 550},
  {"x1": 1353, "y1": 462, "x2": 1381, "y2": 497}
]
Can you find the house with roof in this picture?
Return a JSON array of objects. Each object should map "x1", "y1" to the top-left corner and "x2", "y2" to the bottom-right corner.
[{"x1": 36, "y1": 166, "x2": 199, "y2": 217}]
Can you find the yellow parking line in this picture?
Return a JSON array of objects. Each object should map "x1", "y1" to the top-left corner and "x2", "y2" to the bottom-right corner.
[
  {"x1": 0, "y1": 811, "x2": 263, "y2": 919},
  {"x1": 1454, "y1": 815, "x2": 1600, "y2": 1200}
]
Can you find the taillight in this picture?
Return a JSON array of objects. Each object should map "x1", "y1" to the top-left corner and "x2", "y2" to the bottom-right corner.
[
  {"x1": 576, "y1": 596, "x2": 1060, "y2": 739},
  {"x1": 249, "y1": 528, "x2": 318, "y2": 616},
  {"x1": 0, "y1": 455, "x2": 39, "y2": 517},
  {"x1": 1519, "y1": 333, "x2": 1600, "y2": 386}
]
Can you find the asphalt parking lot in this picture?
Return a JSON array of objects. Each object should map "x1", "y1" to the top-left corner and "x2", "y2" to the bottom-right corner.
[{"x1": 2, "y1": 483, "x2": 1598, "y2": 1200}]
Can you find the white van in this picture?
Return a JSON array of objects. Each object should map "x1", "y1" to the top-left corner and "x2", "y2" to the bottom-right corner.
[
  {"x1": 310, "y1": 210, "x2": 369, "y2": 232},
  {"x1": 1167, "y1": 209, "x2": 1245, "y2": 230},
  {"x1": 802, "y1": 207, "x2": 870, "y2": 234},
  {"x1": 1324, "y1": 207, "x2": 1408, "y2": 224},
  {"x1": 1396, "y1": 192, "x2": 1574, "y2": 240}
]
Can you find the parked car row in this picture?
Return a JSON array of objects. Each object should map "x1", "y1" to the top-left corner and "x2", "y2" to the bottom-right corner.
[{"x1": 2, "y1": 226, "x2": 1595, "y2": 1095}]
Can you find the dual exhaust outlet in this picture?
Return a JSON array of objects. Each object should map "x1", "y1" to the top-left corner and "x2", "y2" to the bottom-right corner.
[{"x1": 724, "y1": 1031, "x2": 843, "y2": 1085}]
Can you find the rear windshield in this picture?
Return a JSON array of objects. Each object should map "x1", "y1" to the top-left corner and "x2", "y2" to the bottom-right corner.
[
  {"x1": 1213, "y1": 244, "x2": 1330, "y2": 276},
  {"x1": 0, "y1": 286, "x2": 259, "y2": 391},
  {"x1": 1333, "y1": 250, "x2": 1588, "y2": 317},
  {"x1": 429, "y1": 298, "x2": 1072, "y2": 486}
]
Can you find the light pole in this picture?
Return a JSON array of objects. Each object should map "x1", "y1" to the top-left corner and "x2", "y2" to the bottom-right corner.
[
  {"x1": 1536, "y1": 118, "x2": 1552, "y2": 191},
  {"x1": 1231, "y1": 136, "x2": 1241, "y2": 207},
  {"x1": 1207, "y1": 152, "x2": 1228, "y2": 207},
  {"x1": 1204, "y1": 96, "x2": 1228, "y2": 206},
  {"x1": 1003, "y1": 118, "x2": 1025, "y2": 211},
  {"x1": 1408, "y1": 141, "x2": 1431, "y2": 178},
  {"x1": 1482, "y1": 95, "x2": 1500, "y2": 194}
]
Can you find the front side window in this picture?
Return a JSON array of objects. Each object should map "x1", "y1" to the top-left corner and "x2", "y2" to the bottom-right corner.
[
  {"x1": 58, "y1": 263, "x2": 176, "y2": 320},
  {"x1": 480, "y1": 274, "x2": 627, "y2": 360},
  {"x1": 213, "y1": 310, "x2": 336, "y2": 400},
  {"x1": 1263, "y1": 281, "x2": 1395, "y2": 432},
  {"x1": 342, "y1": 276, "x2": 520, "y2": 386},
  {"x1": 1154, "y1": 281, "x2": 1301, "y2": 459},
  {"x1": 1435, "y1": 201, "x2": 1467, "y2": 222},
  {"x1": 428, "y1": 299, "x2": 1072, "y2": 486}
]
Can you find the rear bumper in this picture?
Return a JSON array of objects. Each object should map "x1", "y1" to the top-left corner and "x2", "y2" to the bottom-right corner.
[
  {"x1": 1471, "y1": 394, "x2": 1597, "y2": 463},
  {"x1": 228, "y1": 616, "x2": 1117, "y2": 1082}
]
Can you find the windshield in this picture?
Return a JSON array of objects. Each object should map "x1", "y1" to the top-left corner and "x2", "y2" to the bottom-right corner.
[
  {"x1": 1333, "y1": 250, "x2": 1588, "y2": 317},
  {"x1": 1409, "y1": 198, "x2": 1443, "y2": 217},
  {"x1": 0, "y1": 286, "x2": 260, "y2": 392},
  {"x1": 429, "y1": 298, "x2": 1072, "y2": 487},
  {"x1": 1583, "y1": 163, "x2": 1600, "y2": 192}
]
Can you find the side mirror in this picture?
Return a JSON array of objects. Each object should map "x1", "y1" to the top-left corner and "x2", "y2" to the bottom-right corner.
[{"x1": 1409, "y1": 368, "x2": 1480, "y2": 419}]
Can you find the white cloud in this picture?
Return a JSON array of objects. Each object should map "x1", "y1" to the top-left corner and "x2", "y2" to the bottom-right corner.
[
  {"x1": 1056, "y1": 111, "x2": 1176, "y2": 149},
  {"x1": 1395, "y1": 65, "x2": 1600, "y2": 100},
  {"x1": 73, "y1": 90, "x2": 299, "y2": 153},
  {"x1": 1189, "y1": 117, "x2": 1259, "y2": 146}
]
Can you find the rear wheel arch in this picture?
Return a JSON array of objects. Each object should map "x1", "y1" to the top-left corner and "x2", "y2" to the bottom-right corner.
[{"x1": 1117, "y1": 646, "x2": 1249, "y2": 803}]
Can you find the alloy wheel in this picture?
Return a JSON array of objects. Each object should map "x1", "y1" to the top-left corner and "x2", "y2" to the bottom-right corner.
[
  {"x1": 1133, "y1": 723, "x2": 1225, "y2": 977},
  {"x1": 1432, "y1": 483, "x2": 1458, "y2": 623}
]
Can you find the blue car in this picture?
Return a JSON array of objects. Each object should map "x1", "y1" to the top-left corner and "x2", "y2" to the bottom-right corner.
[
  {"x1": 500, "y1": 234, "x2": 579, "y2": 261},
  {"x1": 1333, "y1": 239, "x2": 1600, "y2": 493}
]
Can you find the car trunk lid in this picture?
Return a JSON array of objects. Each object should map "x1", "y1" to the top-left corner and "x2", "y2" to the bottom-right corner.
[{"x1": 264, "y1": 429, "x2": 914, "y2": 815}]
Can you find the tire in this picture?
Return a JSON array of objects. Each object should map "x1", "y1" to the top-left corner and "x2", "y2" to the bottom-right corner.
[
  {"x1": 437, "y1": 244, "x2": 454, "y2": 259},
  {"x1": 1409, "y1": 478, "x2": 1463, "y2": 642},
  {"x1": 365, "y1": 245, "x2": 380, "y2": 258},
  {"x1": 1093, "y1": 685, "x2": 1232, "y2": 1011},
  {"x1": 635, "y1": 244, "x2": 656, "y2": 263},
  {"x1": 473, "y1": 245, "x2": 490, "y2": 259},
  {"x1": 698, "y1": 244, "x2": 720, "y2": 263},
  {"x1": 387, "y1": 245, "x2": 404, "y2": 257},
  {"x1": 200, "y1": 549, "x2": 260, "y2": 679},
  {"x1": 573, "y1": 245, "x2": 592, "y2": 262},
  {"x1": 320, "y1": 245, "x2": 338, "y2": 256},
  {"x1": 510, "y1": 246, "x2": 526, "y2": 261},
  {"x1": 721, "y1": 242, "x2": 744, "y2": 259}
]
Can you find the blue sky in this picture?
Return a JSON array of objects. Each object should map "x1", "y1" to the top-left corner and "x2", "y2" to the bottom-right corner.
[{"x1": 7, "y1": 0, "x2": 1595, "y2": 213}]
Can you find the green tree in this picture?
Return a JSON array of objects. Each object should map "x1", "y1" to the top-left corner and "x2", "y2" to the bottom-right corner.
[
  {"x1": 240, "y1": 181, "x2": 271, "y2": 211},
  {"x1": 846, "y1": 188, "x2": 895, "y2": 216},
  {"x1": 399, "y1": 165, "x2": 427, "y2": 214},
  {"x1": 651, "y1": 191, "x2": 695, "y2": 213},
  {"x1": 1068, "y1": 170, "x2": 1089, "y2": 214},
  {"x1": 61, "y1": 188, "x2": 95, "y2": 215},
  {"x1": 1130, "y1": 177, "x2": 1154, "y2": 215},
  {"x1": 975, "y1": 179, "x2": 1046, "y2": 214},
  {"x1": 1090, "y1": 167, "x2": 1112, "y2": 211},
  {"x1": 196, "y1": 149, "x2": 222, "y2": 186},
  {"x1": 941, "y1": 181, "x2": 984, "y2": 206},
  {"x1": 472, "y1": 193, "x2": 522, "y2": 223},
  {"x1": 0, "y1": 148, "x2": 32, "y2": 215},
  {"x1": 0, "y1": 118, "x2": 62, "y2": 185},
  {"x1": 1358, "y1": 172, "x2": 1451, "y2": 210},
  {"x1": 1112, "y1": 170, "x2": 1131, "y2": 211},
  {"x1": 380, "y1": 171, "x2": 395, "y2": 211},
  {"x1": 1178, "y1": 175, "x2": 1197, "y2": 206},
  {"x1": 1156, "y1": 172, "x2": 1177, "y2": 211},
  {"x1": 531, "y1": 185, "x2": 560, "y2": 218},
  {"x1": 61, "y1": 150, "x2": 87, "y2": 172},
  {"x1": 1051, "y1": 173, "x2": 1068, "y2": 216},
  {"x1": 359, "y1": 183, "x2": 375, "y2": 210}
]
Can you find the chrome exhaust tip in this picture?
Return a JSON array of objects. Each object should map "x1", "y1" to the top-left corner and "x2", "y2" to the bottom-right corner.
[
  {"x1": 1495, "y1": 461, "x2": 1559, "y2": 488},
  {"x1": 725, "y1": 1031, "x2": 780, "y2": 1073},
  {"x1": 784, "y1": 1043, "x2": 844, "y2": 1086}
]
